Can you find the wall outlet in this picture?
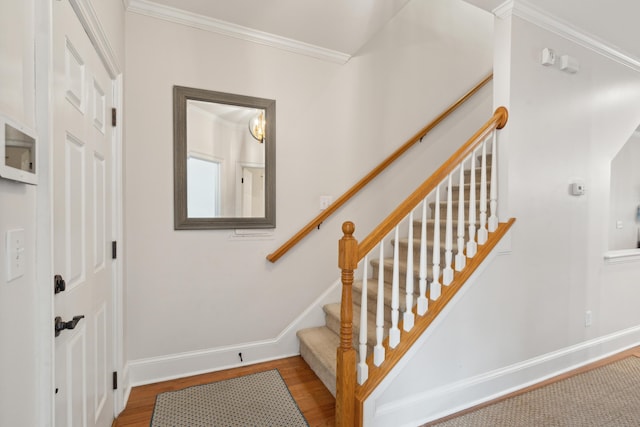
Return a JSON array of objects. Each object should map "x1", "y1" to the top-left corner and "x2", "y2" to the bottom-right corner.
[
  {"x1": 584, "y1": 310, "x2": 592, "y2": 327},
  {"x1": 319, "y1": 195, "x2": 333, "y2": 210}
]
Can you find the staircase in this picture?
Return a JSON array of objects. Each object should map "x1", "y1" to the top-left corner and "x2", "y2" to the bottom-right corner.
[
  {"x1": 291, "y1": 107, "x2": 514, "y2": 425},
  {"x1": 297, "y1": 163, "x2": 492, "y2": 396}
]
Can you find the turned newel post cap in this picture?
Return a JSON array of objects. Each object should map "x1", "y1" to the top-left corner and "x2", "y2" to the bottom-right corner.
[
  {"x1": 339, "y1": 221, "x2": 357, "y2": 270},
  {"x1": 342, "y1": 221, "x2": 355, "y2": 237}
]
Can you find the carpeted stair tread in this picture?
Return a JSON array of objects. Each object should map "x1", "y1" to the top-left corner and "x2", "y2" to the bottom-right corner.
[
  {"x1": 463, "y1": 165, "x2": 491, "y2": 178},
  {"x1": 353, "y1": 279, "x2": 421, "y2": 313},
  {"x1": 396, "y1": 237, "x2": 465, "y2": 262},
  {"x1": 429, "y1": 199, "x2": 485, "y2": 211},
  {"x1": 297, "y1": 326, "x2": 338, "y2": 397},
  {"x1": 370, "y1": 257, "x2": 438, "y2": 284},
  {"x1": 323, "y1": 303, "x2": 387, "y2": 350},
  {"x1": 296, "y1": 156, "x2": 498, "y2": 402},
  {"x1": 414, "y1": 218, "x2": 481, "y2": 229}
]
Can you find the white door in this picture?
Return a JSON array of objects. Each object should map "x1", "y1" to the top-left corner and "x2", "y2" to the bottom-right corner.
[
  {"x1": 241, "y1": 166, "x2": 265, "y2": 217},
  {"x1": 53, "y1": 1, "x2": 115, "y2": 426}
]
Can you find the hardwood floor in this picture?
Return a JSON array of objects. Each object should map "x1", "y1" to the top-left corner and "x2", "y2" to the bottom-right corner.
[
  {"x1": 114, "y1": 356, "x2": 335, "y2": 427},
  {"x1": 115, "y1": 346, "x2": 640, "y2": 427}
]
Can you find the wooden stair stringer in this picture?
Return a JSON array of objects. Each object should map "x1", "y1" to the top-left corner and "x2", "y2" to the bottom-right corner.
[{"x1": 354, "y1": 218, "x2": 516, "y2": 412}]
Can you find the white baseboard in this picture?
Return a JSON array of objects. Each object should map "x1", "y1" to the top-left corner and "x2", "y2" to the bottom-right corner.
[
  {"x1": 119, "y1": 364, "x2": 131, "y2": 414},
  {"x1": 370, "y1": 324, "x2": 640, "y2": 427},
  {"x1": 127, "y1": 279, "x2": 341, "y2": 386}
]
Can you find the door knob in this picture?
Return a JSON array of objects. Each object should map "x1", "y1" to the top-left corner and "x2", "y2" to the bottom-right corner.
[
  {"x1": 54, "y1": 315, "x2": 85, "y2": 337},
  {"x1": 54, "y1": 275, "x2": 66, "y2": 294}
]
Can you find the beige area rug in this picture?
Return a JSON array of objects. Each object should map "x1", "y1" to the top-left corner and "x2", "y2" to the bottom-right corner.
[
  {"x1": 150, "y1": 369, "x2": 309, "y2": 427},
  {"x1": 429, "y1": 356, "x2": 640, "y2": 427}
]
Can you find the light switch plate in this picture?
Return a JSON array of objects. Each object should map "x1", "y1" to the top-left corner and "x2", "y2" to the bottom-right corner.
[{"x1": 6, "y1": 228, "x2": 25, "y2": 282}]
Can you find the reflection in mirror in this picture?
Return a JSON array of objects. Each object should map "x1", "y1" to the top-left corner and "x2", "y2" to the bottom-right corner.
[
  {"x1": 609, "y1": 126, "x2": 640, "y2": 250},
  {"x1": 174, "y1": 86, "x2": 275, "y2": 229}
]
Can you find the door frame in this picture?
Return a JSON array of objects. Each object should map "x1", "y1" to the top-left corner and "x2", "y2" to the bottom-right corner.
[{"x1": 35, "y1": 0, "x2": 124, "y2": 424}]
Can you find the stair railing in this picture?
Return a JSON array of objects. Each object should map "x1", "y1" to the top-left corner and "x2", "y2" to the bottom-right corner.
[
  {"x1": 266, "y1": 73, "x2": 493, "y2": 263},
  {"x1": 336, "y1": 107, "x2": 510, "y2": 426}
]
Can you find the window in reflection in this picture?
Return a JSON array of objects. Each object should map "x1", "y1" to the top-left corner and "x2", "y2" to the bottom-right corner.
[{"x1": 187, "y1": 154, "x2": 220, "y2": 217}]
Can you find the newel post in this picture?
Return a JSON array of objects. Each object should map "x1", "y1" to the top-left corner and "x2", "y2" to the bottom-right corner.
[{"x1": 337, "y1": 221, "x2": 358, "y2": 427}]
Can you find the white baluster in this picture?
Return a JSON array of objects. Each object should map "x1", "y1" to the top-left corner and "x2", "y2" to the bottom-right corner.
[
  {"x1": 357, "y1": 257, "x2": 369, "y2": 385},
  {"x1": 389, "y1": 227, "x2": 401, "y2": 348},
  {"x1": 403, "y1": 212, "x2": 415, "y2": 331},
  {"x1": 478, "y1": 139, "x2": 488, "y2": 244},
  {"x1": 430, "y1": 187, "x2": 442, "y2": 300},
  {"x1": 455, "y1": 162, "x2": 466, "y2": 271},
  {"x1": 417, "y1": 199, "x2": 429, "y2": 316},
  {"x1": 443, "y1": 175, "x2": 454, "y2": 286},
  {"x1": 488, "y1": 131, "x2": 499, "y2": 232},
  {"x1": 373, "y1": 243, "x2": 385, "y2": 367},
  {"x1": 466, "y1": 149, "x2": 477, "y2": 258}
]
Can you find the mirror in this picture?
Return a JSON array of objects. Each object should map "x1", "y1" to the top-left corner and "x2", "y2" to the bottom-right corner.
[
  {"x1": 0, "y1": 114, "x2": 37, "y2": 185},
  {"x1": 174, "y1": 86, "x2": 275, "y2": 229}
]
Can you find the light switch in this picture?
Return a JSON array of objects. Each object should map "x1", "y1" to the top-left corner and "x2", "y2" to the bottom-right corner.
[{"x1": 6, "y1": 229, "x2": 25, "y2": 282}]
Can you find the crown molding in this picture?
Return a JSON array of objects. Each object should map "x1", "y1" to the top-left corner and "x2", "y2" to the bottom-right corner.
[
  {"x1": 492, "y1": 0, "x2": 513, "y2": 19},
  {"x1": 70, "y1": 0, "x2": 122, "y2": 77},
  {"x1": 126, "y1": 0, "x2": 351, "y2": 64},
  {"x1": 497, "y1": 0, "x2": 640, "y2": 72}
]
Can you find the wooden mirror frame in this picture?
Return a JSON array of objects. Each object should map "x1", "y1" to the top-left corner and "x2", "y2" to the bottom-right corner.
[{"x1": 173, "y1": 86, "x2": 276, "y2": 229}]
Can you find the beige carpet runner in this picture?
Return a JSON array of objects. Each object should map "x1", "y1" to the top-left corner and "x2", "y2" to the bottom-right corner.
[
  {"x1": 150, "y1": 369, "x2": 308, "y2": 426},
  {"x1": 429, "y1": 356, "x2": 640, "y2": 426}
]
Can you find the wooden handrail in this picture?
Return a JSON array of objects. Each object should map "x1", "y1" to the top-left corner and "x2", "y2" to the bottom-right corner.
[
  {"x1": 354, "y1": 218, "x2": 516, "y2": 422},
  {"x1": 266, "y1": 73, "x2": 494, "y2": 263},
  {"x1": 357, "y1": 106, "x2": 508, "y2": 258},
  {"x1": 336, "y1": 107, "x2": 508, "y2": 426}
]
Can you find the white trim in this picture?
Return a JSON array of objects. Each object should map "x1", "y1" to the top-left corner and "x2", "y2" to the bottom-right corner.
[
  {"x1": 128, "y1": 279, "x2": 342, "y2": 386},
  {"x1": 126, "y1": 0, "x2": 351, "y2": 64},
  {"x1": 121, "y1": 363, "x2": 131, "y2": 410},
  {"x1": 499, "y1": 0, "x2": 640, "y2": 72},
  {"x1": 370, "y1": 324, "x2": 640, "y2": 427},
  {"x1": 35, "y1": 0, "x2": 54, "y2": 425},
  {"x1": 111, "y1": 74, "x2": 126, "y2": 416},
  {"x1": 604, "y1": 248, "x2": 640, "y2": 264},
  {"x1": 68, "y1": 0, "x2": 121, "y2": 78},
  {"x1": 492, "y1": 0, "x2": 513, "y2": 19}
]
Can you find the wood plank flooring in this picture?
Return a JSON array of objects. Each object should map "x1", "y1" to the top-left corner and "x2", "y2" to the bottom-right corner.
[
  {"x1": 115, "y1": 346, "x2": 640, "y2": 427},
  {"x1": 114, "y1": 356, "x2": 335, "y2": 427}
]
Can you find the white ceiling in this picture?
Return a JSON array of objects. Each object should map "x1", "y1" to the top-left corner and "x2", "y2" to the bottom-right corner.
[
  {"x1": 128, "y1": 0, "x2": 640, "y2": 62},
  {"x1": 129, "y1": 0, "x2": 411, "y2": 55}
]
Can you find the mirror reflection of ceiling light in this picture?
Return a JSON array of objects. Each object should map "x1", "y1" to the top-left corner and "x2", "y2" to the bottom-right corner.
[{"x1": 249, "y1": 111, "x2": 265, "y2": 143}]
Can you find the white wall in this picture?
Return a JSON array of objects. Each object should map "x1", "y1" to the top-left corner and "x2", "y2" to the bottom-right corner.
[
  {"x1": 0, "y1": 0, "x2": 38, "y2": 425},
  {"x1": 367, "y1": 9, "x2": 640, "y2": 426},
  {"x1": 609, "y1": 133, "x2": 640, "y2": 250},
  {"x1": 88, "y1": 0, "x2": 126, "y2": 69},
  {"x1": 123, "y1": 0, "x2": 494, "y2": 383}
]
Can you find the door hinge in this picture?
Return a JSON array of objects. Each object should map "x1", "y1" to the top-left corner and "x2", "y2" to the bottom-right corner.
[
  {"x1": 112, "y1": 241, "x2": 117, "y2": 260},
  {"x1": 112, "y1": 372, "x2": 118, "y2": 390},
  {"x1": 111, "y1": 108, "x2": 117, "y2": 127}
]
